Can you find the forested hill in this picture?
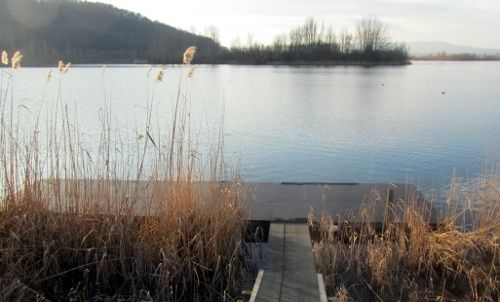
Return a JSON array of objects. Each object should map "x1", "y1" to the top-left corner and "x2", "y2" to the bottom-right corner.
[
  {"x1": 0, "y1": 0, "x2": 225, "y2": 65},
  {"x1": 1, "y1": 0, "x2": 409, "y2": 66}
]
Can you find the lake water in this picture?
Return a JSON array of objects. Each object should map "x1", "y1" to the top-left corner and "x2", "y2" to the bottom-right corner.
[{"x1": 4, "y1": 61, "x2": 500, "y2": 192}]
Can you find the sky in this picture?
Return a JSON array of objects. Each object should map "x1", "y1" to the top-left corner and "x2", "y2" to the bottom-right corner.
[{"x1": 95, "y1": 0, "x2": 500, "y2": 49}]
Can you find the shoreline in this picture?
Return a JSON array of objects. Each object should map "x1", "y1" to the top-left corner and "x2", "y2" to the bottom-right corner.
[
  {"x1": 14, "y1": 59, "x2": 500, "y2": 68},
  {"x1": 5, "y1": 60, "x2": 412, "y2": 68}
]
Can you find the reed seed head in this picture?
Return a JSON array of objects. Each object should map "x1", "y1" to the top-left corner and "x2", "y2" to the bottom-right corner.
[
  {"x1": 57, "y1": 60, "x2": 71, "y2": 74},
  {"x1": 11, "y1": 51, "x2": 23, "y2": 69},
  {"x1": 58, "y1": 60, "x2": 71, "y2": 73},
  {"x1": 46, "y1": 70, "x2": 52, "y2": 83},
  {"x1": 187, "y1": 66, "x2": 197, "y2": 78},
  {"x1": 62, "y1": 63, "x2": 71, "y2": 74},
  {"x1": 1, "y1": 50, "x2": 8, "y2": 65},
  {"x1": 155, "y1": 67, "x2": 166, "y2": 83},
  {"x1": 183, "y1": 46, "x2": 197, "y2": 64}
]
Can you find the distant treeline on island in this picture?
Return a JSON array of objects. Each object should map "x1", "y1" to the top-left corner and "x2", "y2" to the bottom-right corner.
[
  {"x1": 0, "y1": 0, "x2": 409, "y2": 66},
  {"x1": 412, "y1": 52, "x2": 500, "y2": 61},
  {"x1": 222, "y1": 17, "x2": 409, "y2": 65}
]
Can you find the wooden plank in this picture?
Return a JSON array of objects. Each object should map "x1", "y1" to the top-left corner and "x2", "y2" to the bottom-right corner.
[
  {"x1": 255, "y1": 222, "x2": 285, "y2": 301},
  {"x1": 43, "y1": 181, "x2": 439, "y2": 225},
  {"x1": 249, "y1": 270, "x2": 265, "y2": 302},
  {"x1": 246, "y1": 182, "x2": 438, "y2": 224},
  {"x1": 255, "y1": 222, "x2": 321, "y2": 302}
]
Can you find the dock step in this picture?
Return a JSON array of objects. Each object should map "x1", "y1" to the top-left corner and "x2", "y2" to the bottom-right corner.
[{"x1": 252, "y1": 222, "x2": 325, "y2": 302}]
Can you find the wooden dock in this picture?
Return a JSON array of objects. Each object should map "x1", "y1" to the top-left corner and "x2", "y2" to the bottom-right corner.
[
  {"x1": 245, "y1": 182, "x2": 438, "y2": 224},
  {"x1": 250, "y1": 222, "x2": 326, "y2": 302},
  {"x1": 42, "y1": 180, "x2": 439, "y2": 302},
  {"x1": 245, "y1": 182, "x2": 437, "y2": 302},
  {"x1": 43, "y1": 180, "x2": 438, "y2": 224}
]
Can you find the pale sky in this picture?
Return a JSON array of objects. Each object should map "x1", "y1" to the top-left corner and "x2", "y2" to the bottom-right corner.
[{"x1": 96, "y1": 0, "x2": 500, "y2": 49}]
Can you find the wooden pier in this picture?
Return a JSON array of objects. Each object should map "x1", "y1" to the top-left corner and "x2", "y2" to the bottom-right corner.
[
  {"x1": 43, "y1": 180, "x2": 438, "y2": 302},
  {"x1": 250, "y1": 222, "x2": 326, "y2": 302},
  {"x1": 245, "y1": 182, "x2": 437, "y2": 223},
  {"x1": 245, "y1": 182, "x2": 437, "y2": 302}
]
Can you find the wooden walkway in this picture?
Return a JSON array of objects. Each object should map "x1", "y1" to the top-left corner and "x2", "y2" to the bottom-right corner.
[
  {"x1": 246, "y1": 182, "x2": 437, "y2": 223},
  {"x1": 44, "y1": 181, "x2": 438, "y2": 224},
  {"x1": 251, "y1": 222, "x2": 326, "y2": 302},
  {"x1": 45, "y1": 180, "x2": 438, "y2": 301}
]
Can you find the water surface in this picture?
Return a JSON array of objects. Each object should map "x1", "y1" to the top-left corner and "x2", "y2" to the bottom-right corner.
[{"x1": 5, "y1": 61, "x2": 500, "y2": 191}]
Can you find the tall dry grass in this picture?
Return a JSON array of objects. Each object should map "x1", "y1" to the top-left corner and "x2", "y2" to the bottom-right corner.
[
  {"x1": 310, "y1": 173, "x2": 500, "y2": 301},
  {"x1": 0, "y1": 49, "x2": 248, "y2": 301}
]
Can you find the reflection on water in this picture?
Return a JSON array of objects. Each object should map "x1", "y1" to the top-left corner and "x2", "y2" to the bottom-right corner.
[{"x1": 5, "y1": 61, "x2": 500, "y2": 192}]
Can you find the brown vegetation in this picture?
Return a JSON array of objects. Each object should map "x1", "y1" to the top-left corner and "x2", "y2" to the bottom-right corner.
[
  {"x1": 0, "y1": 49, "x2": 248, "y2": 301},
  {"x1": 310, "y1": 174, "x2": 500, "y2": 301}
]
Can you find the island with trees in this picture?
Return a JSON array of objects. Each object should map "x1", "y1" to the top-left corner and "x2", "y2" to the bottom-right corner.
[{"x1": 224, "y1": 17, "x2": 408, "y2": 65}]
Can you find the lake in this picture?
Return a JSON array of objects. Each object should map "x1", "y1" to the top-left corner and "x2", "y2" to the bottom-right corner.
[{"x1": 4, "y1": 61, "x2": 500, "y2": 193}]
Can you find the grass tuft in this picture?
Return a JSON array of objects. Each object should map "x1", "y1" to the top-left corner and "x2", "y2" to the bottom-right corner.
[
  {"x1": 0, "y1": 49, "x2": 248, "y2": 301},
  {"x1": 310, "y1": 174, "x2": 500, "y2": 301}
]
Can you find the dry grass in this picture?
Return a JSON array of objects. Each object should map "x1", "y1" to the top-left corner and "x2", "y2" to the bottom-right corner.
[
  {"x1": 0, "y1": 49, "x2": 248, "y2": 301},
  {"x1": 310, "y1": 174, "x2": 500, "y2": 301}
]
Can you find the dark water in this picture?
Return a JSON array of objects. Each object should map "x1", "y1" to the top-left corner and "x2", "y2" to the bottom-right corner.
[{"x1": 5, "y1": 61, "x2": 500, "y2": 191}]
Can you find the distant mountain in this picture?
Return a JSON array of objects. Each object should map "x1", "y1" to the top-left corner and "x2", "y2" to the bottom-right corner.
[
  {"x1": 0, "y1": 0, "x2": 225, "y2": 65},
  {"x1": 407, "y1": 41, "x2": 500, "y2": 56}
]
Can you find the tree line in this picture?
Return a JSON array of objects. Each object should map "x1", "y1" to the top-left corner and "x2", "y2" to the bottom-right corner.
[
  {"x1": 0, "y1": 0, "x2": 409, "y2": 66},
  {"x1": 222, "y1": 17, "x2": 409, "y2": 64},
  {"x1": 412, "y1": 52, "x2": 500, "y2": 61}
]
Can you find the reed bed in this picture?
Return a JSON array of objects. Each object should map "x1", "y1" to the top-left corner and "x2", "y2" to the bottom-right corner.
[
  {"x1": 0, "y1": 49, "x2": 248, "y2": 301},
  {"x1": 310, "y1": 173, "x2": 500, "y2": 301}
]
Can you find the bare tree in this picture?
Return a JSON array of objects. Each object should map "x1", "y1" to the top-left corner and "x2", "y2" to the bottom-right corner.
[
  {"x1": 272, "y1": 33, "x2": 288, "y2": 52},
  {"x1": 339, "y1": 29, "x2": 353, "y2": 53},
  {"x1": 246, "y1": 33, "x2": 255, "y2": 48},
  {"x1": 289, "y1": 28, "x2": 303, "y2": 46},
  {"x1": 324, "y1": 24, "x2": 336, "y2": 45},
  {"x1": 302, "y1": 17, "x2": 318, "y2": 45},
  {"x1": 318, "y1": 20, "x2": 325, "y2": 44},
  {"x1": 204, "y1": 25, "x2": 220, "y2": 44},
  {"x1": 230, "y1": 36, "x2": 241, "y2": 50},
  {"x1": 356, "y1": 16, "x2": 389, "y2": 52}
]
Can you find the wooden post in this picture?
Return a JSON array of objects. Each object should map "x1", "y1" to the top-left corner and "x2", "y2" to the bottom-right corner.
[{"x1": 385, "y1": 187, "x2": 395, "y2": 227}]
